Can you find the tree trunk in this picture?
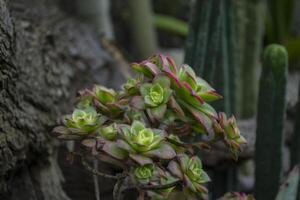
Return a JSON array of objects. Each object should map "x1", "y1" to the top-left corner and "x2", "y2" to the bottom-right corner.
[{"x1": 0, "y1": 0, "x2": 124, "y2": 199}]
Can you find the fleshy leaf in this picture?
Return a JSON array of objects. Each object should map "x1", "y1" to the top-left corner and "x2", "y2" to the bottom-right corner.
[
  {"x1": 140, "y1": 83, "x2": 152, "y2": 97},
  {"x1": 150, "y1": 104, "x2": 167, "y2": 119},
  {"x1": 52, "y1": 126, "x2": 70, "y2": 135},
  {"x1": 153, "y1": 75, "x2": 171, "y2": 88},
  {"x1": 130, "y1": 154, "x2": 153, "y2": 165},
  {"x1": 145, "y1": 143, "x2": 176, "y2": 159},
  {"x1": 168, "y1": 160, "x2": 184, "y2": 179},
  {"x1": 102, "y1": 141, "x2": 128, "y2": 160},
  {"x1": 57, "y1": 134, "x2": 82, "y2": 140},
  {"x1": 81, "y1": 139, "x2": 96, "y2": 148},
  {"x1": 130, "y1": 96, "x2": 145, "y2": 110}
]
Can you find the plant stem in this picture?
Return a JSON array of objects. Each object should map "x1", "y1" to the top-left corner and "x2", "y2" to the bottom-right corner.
[
  {"x1": 93, "y1": 160, "x2": 101, "y2": 200},
  {"x1": 138, "y1": 180, "x2": 181, "y2": 190},
  {"x1": 81, "y1": 157, "x2": 118, "y2": 179}
]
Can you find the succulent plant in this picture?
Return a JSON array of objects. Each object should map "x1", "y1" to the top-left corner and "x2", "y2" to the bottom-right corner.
[
  {"x1": 146, "y1": 171, "x2": 179, "y2": 200},
  {"x1": 116, "y1": 121, "x2": 176, "y2": 164},
  {"x1": 64, "y1": 107, "x2": 105, "y2": 134},
  {"x1": 92, "y1": 85, "x2": 127, "y2": 117},
  {"x1": 131, "y1": 55, "x2": 222, "y2": 135},
  {"x1": 122, "y1": 77, "x2": 143, "y2": 95},
  {"x1": 134, "y1": 164, "x2": 155, "y2": 184},
  {"x1": 52, "y1": 54, "x2": 246, "y2": 199},
  {"x1": 168, "y1": 154, "x2": 210, "y2": 195},
  {"x1": 99, "y1": 123, "x2": 117, "y2": 141},
  {"x1": 140, "y1": 76, "x2": 172, "y2": 119},
  {"x1": 213, "y1": 112, "x2": 246, "y2": 159}
]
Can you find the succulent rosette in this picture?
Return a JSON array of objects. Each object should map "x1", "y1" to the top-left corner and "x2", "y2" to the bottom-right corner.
[
  {"x1": 116, "y1": 121, "x2": 176, "y2": 165},
  {"x1": 163, "y1": 63, "x2": 221, "y2": 134},
  {"x1": 168, "y1": 154, "x2": 210, "y2": 196},
  {"x1": 133, "y1": 164, "x2": 155, "y2": 184},
  {"x1": 131, "y1": 55, "x2": 221, "y2": 106},
  {"x1": 139, "y1": 76, "x2": 172, "y2": 119},
  {"x1": 147, "y1": 171, "x2": 179, "y2": 200},
  {"x1": 99, "y1": 123, "x2": 117, "y2": 141},
  {"x1": 213, "y1": 113, "x2": 247, "y2": 159},
  {"x1": 130, "y1": 55, "x2": 221, "y2": 134},
  {"x1": 53, "y1": 107, "x2": 106, "y2": 140},
  {"x1": 122, "y1": 77, "x2": 143, "y2": 96},
  {"x1": 65, "y1": 106, "x2": 105, "y2": 134},
  {"x1": 92, "y1": 85, "x2": 127, "y2": 117},
  {"x1": 52, "y1": 54, "x2": 247, "y2": 200}
]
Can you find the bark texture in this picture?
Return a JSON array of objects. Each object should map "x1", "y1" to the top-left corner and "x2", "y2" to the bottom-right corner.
[{"x1": 0, "y1": 0, "x2": 124, "y2": 199}]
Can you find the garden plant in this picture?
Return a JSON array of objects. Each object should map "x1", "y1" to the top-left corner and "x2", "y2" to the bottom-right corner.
[{"x1": 52, "y1": 55, "x2": 250, "y2": 200}]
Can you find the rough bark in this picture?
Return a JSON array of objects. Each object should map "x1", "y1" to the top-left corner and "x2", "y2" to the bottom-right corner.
[{"x1": 0, "y1": 0, "x2": 125, "y2": 199}]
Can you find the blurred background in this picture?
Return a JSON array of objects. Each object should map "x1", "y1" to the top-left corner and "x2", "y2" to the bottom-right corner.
[{"x1": 1, "y1": 0, "x2": 300, "y2": 199}]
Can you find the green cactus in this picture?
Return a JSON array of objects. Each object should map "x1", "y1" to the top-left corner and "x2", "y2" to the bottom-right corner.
[
  {"x1": 185, "y1": 1, "x2": 237, "y2": 197},
  {"x1": 255, "y1": 44, "x2": 288, "y2": 200},
  {"x1": 291, "y1": 82, "x2": 300, "y2": 200},
  {"x1": 275, "y1": 166, "x2": 300, "y2": 200},
  {"x1": 291, "y1": 82, "x2": 300, "y2": 166},
  {"x1": 212, "y1": 0, "x2": 231, "y2": 114},
  {"x1": 184, "y1": 0, "x2": 212, "y2": 73},
  {"x1": 184, "y1": 0, "x2": 231, "y2": 114},
  {"x1": 240, "y1": 0, "x2": 266, "y2": 118},
  {"x1": 229, "y1": 0, "x2": 247, "y2": 117}
]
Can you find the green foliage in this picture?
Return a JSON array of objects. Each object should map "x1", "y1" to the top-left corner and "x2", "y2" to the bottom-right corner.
[
  {"x1": 52, "y1": 55, "x2": 246, "y2": 199},
  {"x1": 134, "y1": 164, "x2": 154, "y2": 184},
  {"x1": 168, "y1": 154, "x2": 210, "y2": 199},
  {"x1": 255, "y1": 44, "x2": 288, "y2": 200}
]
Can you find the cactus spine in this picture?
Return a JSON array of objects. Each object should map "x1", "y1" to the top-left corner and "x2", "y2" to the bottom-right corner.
[{"x1": 255, "y1": 44, "x2": 288, "y2": 200}]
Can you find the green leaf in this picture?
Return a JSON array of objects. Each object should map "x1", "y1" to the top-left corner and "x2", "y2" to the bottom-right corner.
[
  {"x1": 52, "y1": 126, "x2": 70, "y2": 135},
  {"x1": 145, "y1": 143, "x2": 176, "y2": 159},
  {"x1": 130, "y1": 96, "x2": 145, "y2": 110},
  {"x1": 140, "y1": 83, "x2": 152, "y2": 97},
  {"x1": 177, "y1": 154, "x2": 190, "y2": 172},
  {"x1": 183, "y1": 174, "x2": 197, "y2": 193},
  {"x1": 162, "y1": 88, "x2": 172, "y2": 104},
  {"x1": 131, "y1": 120, "x2": 146, "y2": 134},
  {"x1": 144, "y1": 95, "x2": 157, "y2": 107},
  {"x1": 94, "y1": 86, "x2": 116, "y2": 104},
  {"x1": 153, "y1": 75, "x2": 171, "y2": 88},
  {"x1": 102, "y1": 141, "x2": 128, "y2": 160},
  {"x1": 168, "y1": 97, "x2": 185, "y2": 118},
  {"x1": 150, "y1": 84, "x2": 164, "y2": 104},
  {"x1": 116, "y1": 140, "x2": 132, "y2": 152},
  {"x1": 151, "y1": 104, "x2": 167, "y2": 119},
  {"x1": 81, "y1": 139, "x2": 96, "y2": 148},
  {"x1": 199, "y1": 171, "x2": 211, "y2": 183},
  {"x1": 168, "y1": 160, "x2": 184, "y2": 179},
  {"x1": 131, "y1": 63, "x2": 154, "y2": 78},
  {"x1": 130, "y1": 154, "x2": 153, "y2": 165},
  {"x1": 197, "y1": 90, "x2": 222, "y2": 102},
  {"x1": 198, "y1": 103, "x2": 217, "y2": 118}
]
